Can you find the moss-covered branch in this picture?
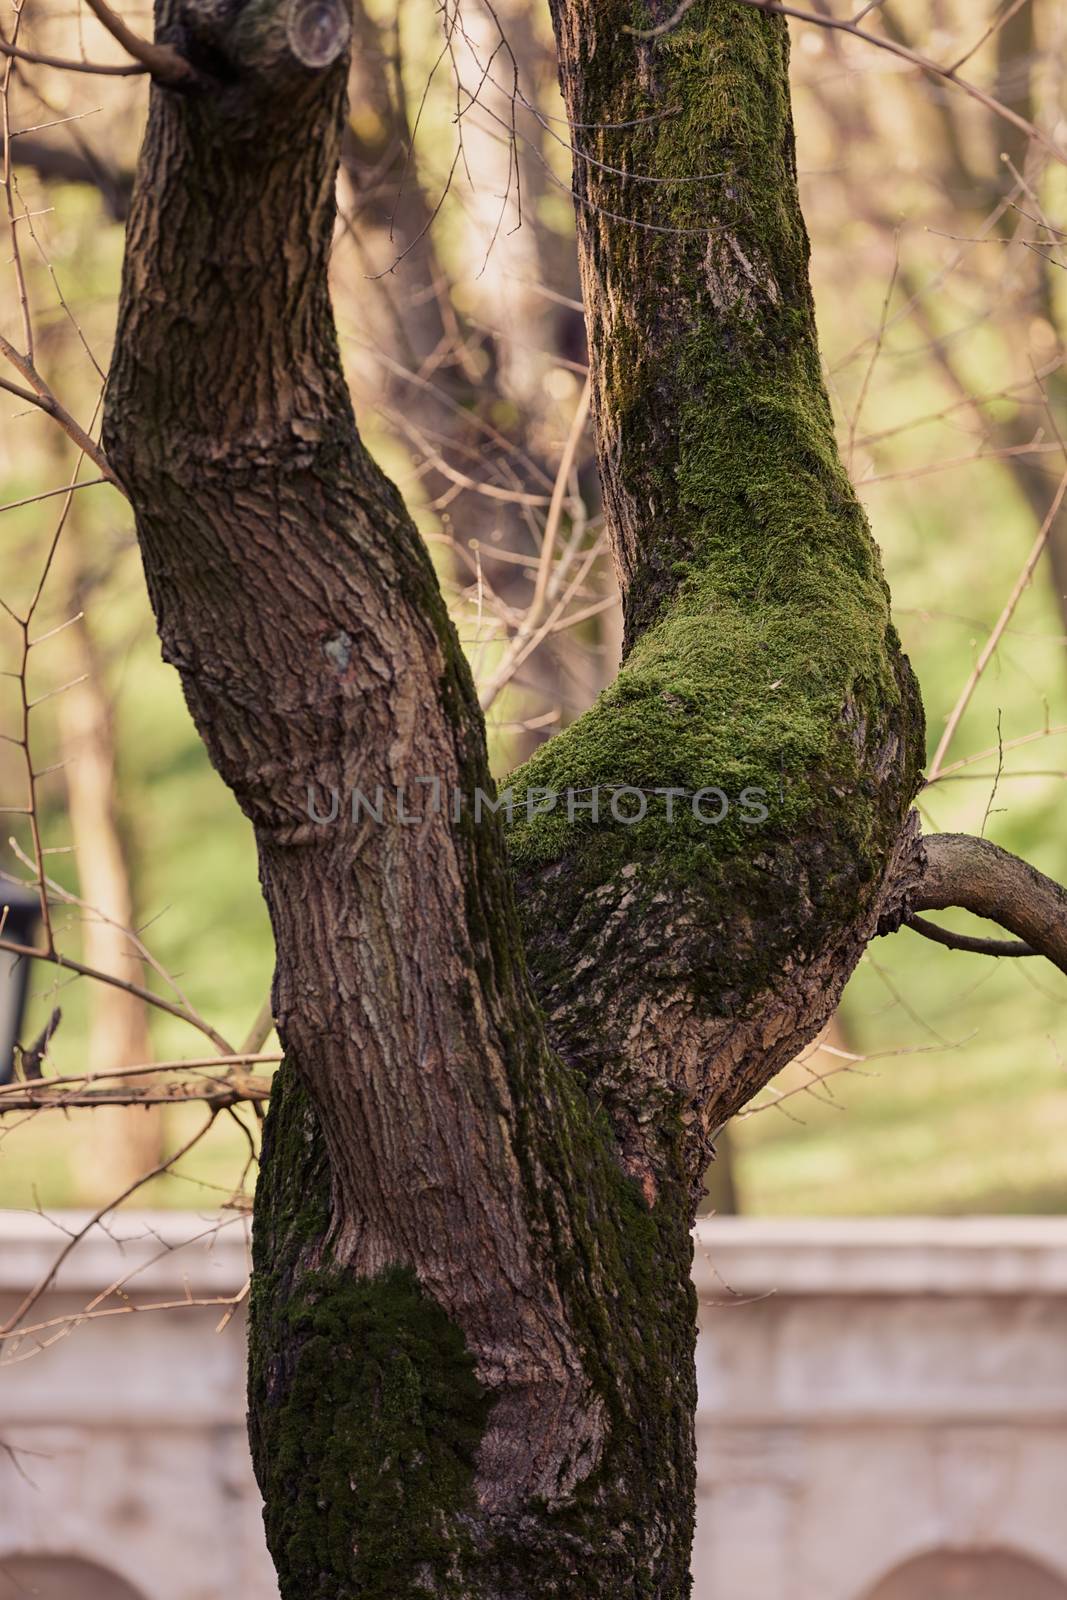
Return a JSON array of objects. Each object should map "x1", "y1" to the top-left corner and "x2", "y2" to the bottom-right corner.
[{"x1": 515, "y1": 0, "x2": 925, "y2": 1194}]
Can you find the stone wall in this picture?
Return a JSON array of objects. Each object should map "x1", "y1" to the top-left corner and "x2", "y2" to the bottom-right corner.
[
  {"x1": 0, "y1": 1213, "x2": 271, "y2": 1600},
  {"x1": 693, "y1": 1218, "x2": 1067, "y2": 1599},
  {"x1": 1, "y1": 1213, "x2": 1066, "y2": 1599}
]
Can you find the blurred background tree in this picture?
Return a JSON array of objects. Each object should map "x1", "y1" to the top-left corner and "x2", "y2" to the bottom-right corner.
[{"x1": 1, "y1": 0, "x2": 1065, "y2": 1216}]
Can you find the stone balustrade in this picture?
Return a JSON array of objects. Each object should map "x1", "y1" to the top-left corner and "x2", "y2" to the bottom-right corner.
[{"x1": 1, "y1": 1212, "x2": 1065, "y2": 1599}]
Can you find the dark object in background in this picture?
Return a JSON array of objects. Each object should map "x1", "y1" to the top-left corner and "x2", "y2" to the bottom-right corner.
[
  {"x1": 13, "y1": 138, "x2": 133, "y2": 222},
  {"x1": 19, "y1": 1006, "x2": 62, "y2": 1081},
  {"x1": 0, "y1": 885, "x2": 41, "y2": 1085}
]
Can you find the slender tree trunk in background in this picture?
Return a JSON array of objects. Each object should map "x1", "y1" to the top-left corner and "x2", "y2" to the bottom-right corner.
[
  {"x1": 104, "y1": 3, "x2": 931, "y2": 1593},
  {"x1": 57, "y1": 606, "x2": 161, "y2": 1192},
  {"x1": 52, "y1": 481, "x2": 160, "y2": 1194},
  {"x1": 342, "y1": 0, "x2": 596, "y2": 759},
  {"x1": 876, "y1": 3, "x2": 1067, "y2": 637},
  {"x1": 992, "y1": 1, "x2": 1067, "y2": 625}
]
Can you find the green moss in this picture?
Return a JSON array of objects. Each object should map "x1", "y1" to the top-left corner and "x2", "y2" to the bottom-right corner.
[
  {"x1": 484, "y1": 1059, "x2": 698, "y2": 1596},
  {"x1": 507, "y1": 1, "x2": 922, "y2": 909},
  {"x1": 249, "y1": 1066, "x2": 492, "y2": 1600},
  {"x1": 258, "y1": 1265, "x2": 490, "y2": 1599},
  {"x1": 507, "y1": 568, "x2": 895, "y2": 873}
]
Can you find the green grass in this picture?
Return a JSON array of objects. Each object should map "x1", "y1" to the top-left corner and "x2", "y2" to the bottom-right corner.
[{"x1": 733, "y1": 946, "x2": 1067, "y2": 1214}]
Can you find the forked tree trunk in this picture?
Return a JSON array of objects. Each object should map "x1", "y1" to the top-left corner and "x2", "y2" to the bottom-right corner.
[{"x1": 104, "y1": 2, "x2": 927, "y2": 1594}]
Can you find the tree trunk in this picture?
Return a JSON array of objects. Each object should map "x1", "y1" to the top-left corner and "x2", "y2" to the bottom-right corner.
[
  {"x1": 56, "y1": 528, "x2": 161, "y2": 1195},
  {"x1": 104, "y1": 2, "x2": 927, "y2": 1594}
]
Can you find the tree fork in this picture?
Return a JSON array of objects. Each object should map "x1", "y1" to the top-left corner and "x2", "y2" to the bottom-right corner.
[
  {"x1": 514, "y1": 0, "x2": 926, "y2": 1194},
  {"x1": 101, "y1": 1, "x2": 1067, "y2": 1596},
  {"x1": 103, "y1": 0, "x2": 699, "y2": 1592}
]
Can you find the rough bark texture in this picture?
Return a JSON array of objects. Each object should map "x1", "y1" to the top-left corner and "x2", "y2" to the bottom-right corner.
[
  {"x1": 104, "y1": 2, "x2": 927, "y2": 1596},
  {"x1": 511, "y1": 0, "x2": 926, "y2": 1198}
]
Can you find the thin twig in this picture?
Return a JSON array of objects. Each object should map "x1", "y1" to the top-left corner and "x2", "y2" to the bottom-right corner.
[
  {"x1": 1, "y1": 0, "x2": 34, "y2": 359},
  {"x1": 0, "y1": 478, "x2": 108, "y2": 517},
  {"x1": 928, "y1": 469, "x2": 1067, "y2": 778},
  {"x1": 0, "y1": 1050, "x2": 281, "y2": 1095},
  {"x1": 0, "y1": 38, "x2": 147, "y2": 75},
  {"x1": 741, "y1": 1, "x2": 1067, "y2": 173},
  {"x1": 0, "y1": 1115, "x2": 217, "y2": 1337},
  {"x1": 78, "y1": 0, "x2": 196, "y2": 85},
  {"x1": 0, "y1": 1077, "x2": 272, "y2": 1112},
  {"x1": 623, "y1": 0, "x2": 699, "y2": 42},
  {"x1": 478, "y1": 378, "x2": 592, "y2": 710},
  {"x1": 0, "y1": 331, "x2": 122, "y2": 488},
  {"x1": 905, "y1": 913, "x2": 1035, "y2": 958},
  {"x1": 949, "y1": 0, "x2": 1033, "y2": 74},
  {"x1": 0, "y1": 933, "x2": 235, "y2": 1055}
]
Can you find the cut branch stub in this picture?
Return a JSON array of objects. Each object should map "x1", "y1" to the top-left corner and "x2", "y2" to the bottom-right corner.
[
  {"x1": 905, "y1": 913, "x2": 1035, "y2": 960},
  {"x1": 148, "y1": 0, "x2": 351, "y2": 98},
  {"x1": 285, "y1": 0, "x2": 350, "y2": 68}
]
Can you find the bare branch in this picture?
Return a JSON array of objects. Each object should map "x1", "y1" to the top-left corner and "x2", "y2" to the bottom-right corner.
[
  {"x1": 0, "y1": 331, "x2": 122, "y2": 488},
  {"x1": 0, "y1": 37, "x2": 147, "y2": 76},
  {"x1": 624, "y1": 0, "x2": 699, "y2": 41},
  {"x1": 904, "y1": 913, "x2": 1035, "y2": 959},
  {"x1": 738, "y1": 1, "x2": 1067, "y2": 174},
  {"x1": 0, "y1": 934, "x2": 235, "y2": 1054},
  {"x1": 0, "y1": 1075, "x2": 271, "y2": 1112},
  {"x1": 78, "y1": 0, "x2": 197, "y2": 86},
  {"x1": 239, "y1": 995, "x2": 276, "y2": 1056},
  {"x1": 949, "y1": 0, "x2": 1033, "y2": 75},
  {"x1": 0, "y1": 1113, "x2": 218, "y2": 1336},
  {"x1": 910, "y1": 833, "x2": 1067, "y2": 976},
  {"x1": 478, "y1": 377, "x2": 592, "y2": 710},
  {"x1": 1, "y1": 4, "x2": 33, "y2": 361},
  {"x1": 0, "y1": 477, "x2": 109, "y2": 516},
  {"x1": 0, "y1": 1049, "x2": 280, "y2": 1090}
]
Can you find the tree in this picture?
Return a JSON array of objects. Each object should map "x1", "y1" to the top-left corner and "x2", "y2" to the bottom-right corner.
[{"x1": 4, "y1": 0, "x2": 1066, "y2": 1594}]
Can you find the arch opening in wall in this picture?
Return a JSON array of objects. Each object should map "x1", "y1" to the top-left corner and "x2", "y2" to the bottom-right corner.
[
  {"x1": 860, "y1": 1546, "x2": 1067, "y2": 1600},
  {"x1": 0, "y1": 1553, "x2": 151, "y2": 1600}
]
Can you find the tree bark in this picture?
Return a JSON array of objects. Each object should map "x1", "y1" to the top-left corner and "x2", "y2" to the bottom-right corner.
[
  {"x1": 516, "y1": 0, "x2": 926, "y2": 1184},
  {"x1": 103, "y1": 2, "x2": 936, "y2": 1595}
]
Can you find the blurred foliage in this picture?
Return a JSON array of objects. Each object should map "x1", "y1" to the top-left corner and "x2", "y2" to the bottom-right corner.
[{"x1": 1, "y1": 0, "x2": 1065, "y2": 1214}]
